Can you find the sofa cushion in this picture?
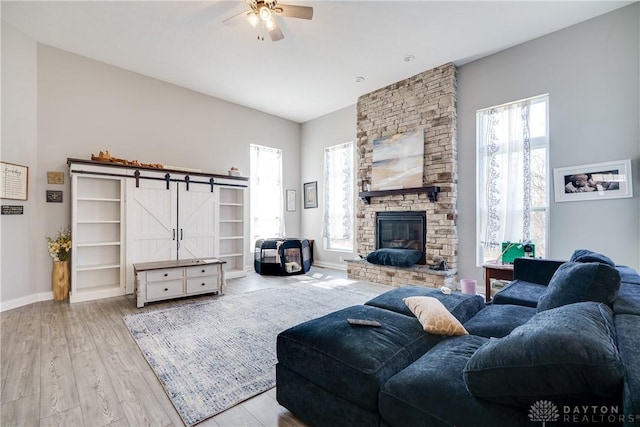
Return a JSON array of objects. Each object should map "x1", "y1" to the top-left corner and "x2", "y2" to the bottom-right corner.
[
  {"x1": 569, "y1": 248, "x2": 616, "y2": 267},
  {"x1": 613, "y1": 283, "x2": 640, "y2": 316},
  {"x1": 463, "y1": 304, "x2": 536, "y2": 338},
  {"x1": 276, "y1": 364, "x2": 380, "y2": 427},
  {"x1": 366, "y1": 248, "x2": 422, "y2": 267},
  {"x1": 491, "y1": 280, "x2": 547, "y2": 307},
  {"x1": 276, "y1": 304, "x2": 443, "y2": 413},
  {"x1": 537, "y1": 262, "x2": 620, "y2": 312},
  {"x1": 614, "y1": 314, "x2": 640, "y2": 421},
  {"x1": 403, "y1": 296, "x2": 468, "y2": 336},
  {"x1": 365, "y1": 286, "x2": 485, "y2": 324},
  {"x1": 463, "y1": 302, "x2": 624, "y2": 408},
  {"x1": 379, "y1": 335, "x2": 530, "y2": 427},
  {"x1": 617, "y1": 265, "x2": 640, "y2": 285}
]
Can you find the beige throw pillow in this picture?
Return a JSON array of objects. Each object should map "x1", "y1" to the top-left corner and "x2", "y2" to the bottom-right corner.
[{"x1": 403, "y1": 296, "x2": 468, "y2": 336}]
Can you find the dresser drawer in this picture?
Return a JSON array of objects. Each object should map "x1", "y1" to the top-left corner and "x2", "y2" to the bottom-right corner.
[
  {"x1": 186, "y1": 276, "x2": 220, "y2": 294},
  {"x1": 146, "y1": 268, "x2": 183, "y2": 282},
  {"x1": 146, "y1": 280, "x2": 184, "y2": 300},
  {"x1": 186, "y1": 265, "x2": 220, "y2": 278}
]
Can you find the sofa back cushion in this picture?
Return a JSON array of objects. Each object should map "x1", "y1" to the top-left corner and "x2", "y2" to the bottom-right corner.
[
  {"x1": 536, "y1": 262, "x2": 620, "y2": 312},
  {"x1": 365, "y1": 286, "x2": 485, "y2": 324},
  {"x1": 569, "y1": 249, "x2": 616, "y2": 267},
  {"x1": 463, "y1": 302, "x2": 624, "y2": 407}
]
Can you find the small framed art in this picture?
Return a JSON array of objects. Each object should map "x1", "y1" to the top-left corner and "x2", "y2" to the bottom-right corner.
[
  {"x1": 286, "y1": 189, "x2": 296, "y2": 212},
  {"x1": 303, "y1": 181, "x2": 318, "y2": 209}
]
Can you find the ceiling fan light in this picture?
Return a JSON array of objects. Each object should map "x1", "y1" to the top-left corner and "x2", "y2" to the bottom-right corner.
[
  {"x1": 247, "y1": 12, "x2": 259, "y2": 28},
  {"x1": 265, "y1": 18, "x2": 276, "y2": 31},
  {"x1": 258, "y1": 5, "x2": 272, "y2": 21}
]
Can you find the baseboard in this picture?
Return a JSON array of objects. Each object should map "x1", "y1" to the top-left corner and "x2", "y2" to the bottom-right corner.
[
  {"x1": 313, "y1": 261, "x2": 346, "y2": 271},
  {"x1": 243, "y1": 261, "x2": 346, "y2": 272},
  {"x1": 1, "y1": 291, "x2": 54, "y2": 312}
]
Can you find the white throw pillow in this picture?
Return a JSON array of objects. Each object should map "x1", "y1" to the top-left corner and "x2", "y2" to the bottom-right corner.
[{"x1": 403, "y1": 296, "x2": 468, "y2": 336}]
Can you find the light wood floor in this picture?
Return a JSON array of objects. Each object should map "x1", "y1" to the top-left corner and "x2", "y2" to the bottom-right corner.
[{"x1": 0, "y1": 267, "x2": 389, "y2": 427}]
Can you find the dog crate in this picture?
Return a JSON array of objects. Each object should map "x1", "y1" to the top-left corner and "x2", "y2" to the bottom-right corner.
[{"x1": 254, "y1": 238, "x2": 312, "y2": 275}]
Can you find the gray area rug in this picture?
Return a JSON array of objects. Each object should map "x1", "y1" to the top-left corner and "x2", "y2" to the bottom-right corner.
[{"x1": 123, "y1": 282, "x2": 378, "y2": 426}]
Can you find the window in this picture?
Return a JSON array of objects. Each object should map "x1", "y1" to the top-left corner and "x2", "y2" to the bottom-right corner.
[
  {"x1": 322, "y1": 142, "x2": 354, "y2": 251},
  {"x1": 250, "y1": 144, "x2": 284, "y2": 242},
  {"x1": 476, "y1": 95, "x2": 549, "y2": 265}
]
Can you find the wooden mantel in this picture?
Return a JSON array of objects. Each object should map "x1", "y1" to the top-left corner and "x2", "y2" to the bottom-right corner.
[{"x1": 358, "y1": 186, "x2": 441, "y2": 204}]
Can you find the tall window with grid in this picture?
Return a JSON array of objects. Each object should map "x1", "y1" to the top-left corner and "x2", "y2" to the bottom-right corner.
[{"x1": 476, "y1": 95, "x2": 549, "y2": 264}]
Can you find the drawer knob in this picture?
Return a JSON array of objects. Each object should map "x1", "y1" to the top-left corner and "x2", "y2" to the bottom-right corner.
[
  {"x1": 201, "y1": 283, "x2": 205, "y2": 286},
  {"x1": 202, "y1": 269, "x2": 205, "y2": 273},
  {"x1": 164, "y1": 273, "x2": 168, "y2": 277},
  {"x1": 164, "y1": 288, "x2": 168, "y2": 292}
]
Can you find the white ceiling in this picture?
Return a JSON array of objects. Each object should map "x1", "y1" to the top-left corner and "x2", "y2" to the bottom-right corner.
[{"x1": 2, "y1": 1, "x2": 633, "y2": 123}]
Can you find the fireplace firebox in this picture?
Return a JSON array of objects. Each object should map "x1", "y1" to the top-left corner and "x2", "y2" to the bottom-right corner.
[{"x1": 376, "y1": 211, "x2": 427, "y2": 265}]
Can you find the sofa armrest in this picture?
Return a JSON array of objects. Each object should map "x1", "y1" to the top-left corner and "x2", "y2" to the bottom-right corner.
[{"x1": 513, "y1": 258, "x2": 565, "y2": 286}]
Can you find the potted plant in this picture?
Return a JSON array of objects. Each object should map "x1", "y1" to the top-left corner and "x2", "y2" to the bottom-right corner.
[{"x1": 46, "y1": 228, "x2": 71, "y2": 301}]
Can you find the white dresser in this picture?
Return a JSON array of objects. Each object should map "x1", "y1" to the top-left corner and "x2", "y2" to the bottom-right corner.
[{"x1": 133, "y1": 258, "x2": 225, "y2": 308}]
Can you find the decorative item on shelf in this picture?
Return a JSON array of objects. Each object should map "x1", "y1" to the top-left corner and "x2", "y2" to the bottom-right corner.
[
  {"x1": 430, "y1": 257, "x2": 448, "y2": 271},
  {"x1": 228, "y1": 166, "x2": 241, "y2": 177},
  {"x1": 46, "y1": 228, "x2": 71, "y2": 301},
  {"x1": 91, "y1": 150, "x2": 164, "y2": 169}
]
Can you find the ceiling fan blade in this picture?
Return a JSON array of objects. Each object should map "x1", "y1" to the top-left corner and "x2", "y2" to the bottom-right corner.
[
  {"x1": 277, "y1": 4, "x2": 313, "y2": 20},
  {"x1": 222, "y1": 10, "x2": 249, "y2": 24},
  {"x1": 268, "y1": 20, "x2": 284, "y2": 41}
]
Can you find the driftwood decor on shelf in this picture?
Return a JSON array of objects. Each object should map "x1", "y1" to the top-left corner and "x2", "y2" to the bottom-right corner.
[{"x1": 91, "y1": 150, "x2": 164, "y2": 169}]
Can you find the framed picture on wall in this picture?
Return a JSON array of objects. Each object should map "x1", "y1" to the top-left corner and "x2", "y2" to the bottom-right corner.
[
  {"x1": 303, "y1": 181, "x2": 317, "y2": 209},
  {"x1": 1, "y1": 161, "x2": 29, "y2": 201},
  {"x1": 553, "y1": 159, "x2": 633, "y2": 202},
  {"x1": 286, "y1": 189, "x2": 296, "y2": 211}
]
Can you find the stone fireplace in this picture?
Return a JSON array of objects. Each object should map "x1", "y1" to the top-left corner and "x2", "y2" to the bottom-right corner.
[{"x1": 346, "y1": 63, "x2": 459, "y2": 289}]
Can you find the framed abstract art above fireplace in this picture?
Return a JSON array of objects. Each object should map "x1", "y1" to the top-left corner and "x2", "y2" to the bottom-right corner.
[{"x1": 371, "y1": 129, "x2": 424, "y2": 191}]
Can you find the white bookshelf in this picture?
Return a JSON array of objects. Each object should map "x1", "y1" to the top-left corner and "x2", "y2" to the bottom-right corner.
[
  {"x1": 218, "y1": 187, "x2": 246, "y2": 278},
  {"x1": 71, "y1": 175, "x2": 126, "y2": 303}
]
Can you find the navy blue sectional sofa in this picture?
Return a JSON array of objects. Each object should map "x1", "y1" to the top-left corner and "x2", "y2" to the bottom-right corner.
[{"x1": 276, "y1": 252, "x2": 640, "y2": 426}]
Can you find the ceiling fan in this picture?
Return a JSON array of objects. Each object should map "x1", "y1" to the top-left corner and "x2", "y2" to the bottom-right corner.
[{"x1": 223, "y1": 0, "x2": 313, "y2": 42}]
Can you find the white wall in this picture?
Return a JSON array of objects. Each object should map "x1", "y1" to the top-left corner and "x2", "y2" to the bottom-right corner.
[
  {"x1": 300, "y1": 105, "x2": 357, "y2": 269},
  {"x1": 457, "y1": 3, "x2": 640, "y2": 283},
  {"x1": 1, "y1": 23, "x2": 41, "y2": 307},
  {"x1": 1, "y1": 38, "x2": 302, "y2": 309}
]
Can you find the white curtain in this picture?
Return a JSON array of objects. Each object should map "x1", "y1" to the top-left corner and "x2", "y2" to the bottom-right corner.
[
  {"x1": 478, "y1": 101, "x2": 531, "y2": 255},
  {"x1": 322, "y1": 142, "x2": 354, "y2": 248},
  {"x1": 250, "y1": 144, "x2": 285, "y2": 241}
]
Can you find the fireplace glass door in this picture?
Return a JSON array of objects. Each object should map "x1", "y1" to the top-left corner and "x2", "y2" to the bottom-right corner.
[{"x1": 376, "y1": 211, "x2": 426, "y2": 264}]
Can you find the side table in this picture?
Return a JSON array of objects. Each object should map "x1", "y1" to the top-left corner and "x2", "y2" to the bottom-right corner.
[{"x1": 481, "y1": 263, "x2": 514, "y2": 302}]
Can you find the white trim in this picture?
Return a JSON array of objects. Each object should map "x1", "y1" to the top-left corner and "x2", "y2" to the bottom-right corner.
[
  {"x1": 1, "y1": 291, "x2": 54, "y2": 312},
  {"x1": 476, "y1": 93, "x2": 550, "y2": 113},
  {"x1": 313, "y1": 260, "x2": 346, "y2": 271}
]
